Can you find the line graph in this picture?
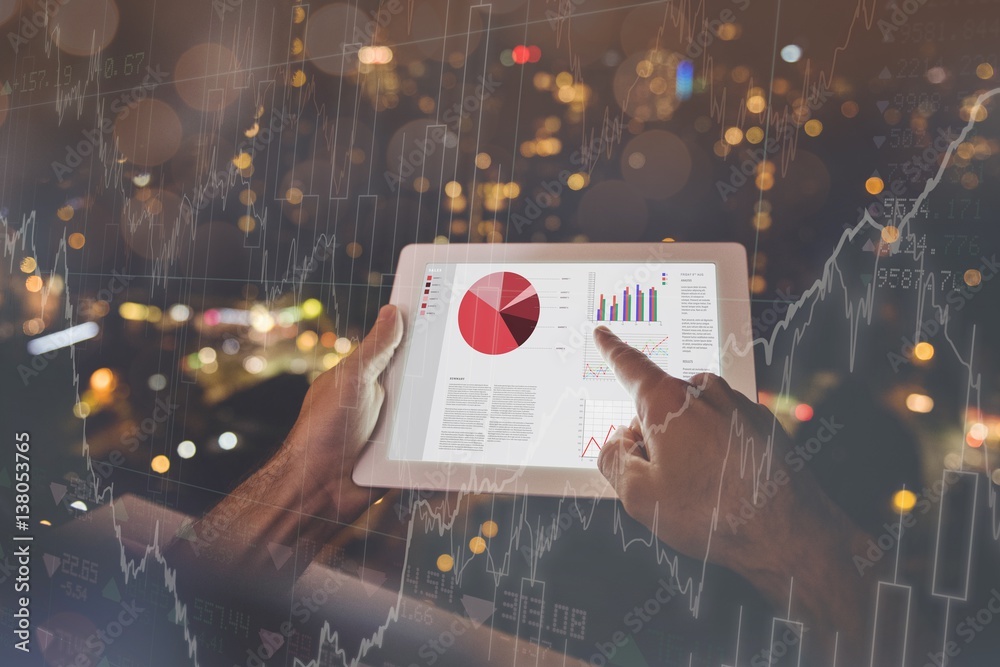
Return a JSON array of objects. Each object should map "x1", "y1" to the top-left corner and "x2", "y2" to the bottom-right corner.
[
  {"x1": 582, "y1": 333, "x2": 669, "y2": 380},
  {"x1": 580, "y1": 400, "x2": 636, "y2": 458},
  {"x1": 2, "y1": 0, "x2": 1000, "y2": 661}
]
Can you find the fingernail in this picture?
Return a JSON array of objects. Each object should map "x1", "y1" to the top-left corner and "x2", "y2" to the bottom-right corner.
[{"x1": 594, "y1": 325, "x2": 612, "y2": 335}]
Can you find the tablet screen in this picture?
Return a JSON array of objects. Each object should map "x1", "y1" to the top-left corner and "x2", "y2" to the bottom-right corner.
[{"x1": 389, "y1": 262, "x2": 721, "y2": 468}]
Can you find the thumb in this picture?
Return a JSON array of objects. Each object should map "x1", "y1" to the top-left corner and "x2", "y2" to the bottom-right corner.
[{"x1": 355, "y1": 305, "x2": 404, "y2": 379}]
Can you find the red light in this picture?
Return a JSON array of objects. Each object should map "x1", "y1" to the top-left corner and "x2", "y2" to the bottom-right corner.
[
  {"x1": 512, "y1": 45, "x2": 531, "y2": 65},
  {"x1": 794, "y1": 404, "x2": 814, "y2": 421},
  {"x1": 528, "y1": 45, "x2": 542, "y2": 63},
  {"x1": 203, "y1": 309, "x2": 220, "y2": 326}
]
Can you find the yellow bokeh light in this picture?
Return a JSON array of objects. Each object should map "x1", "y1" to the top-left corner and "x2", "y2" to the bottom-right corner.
[
  {"x1": 746, "y1": 95, "x2": 766, "y2": 114},
  {"x1": 20, "y1": 257, "x2": 37, "y2": 273},
  {"x1": 119, "y1": 302, "x2": 148, "y2": 321},
  {"x1": 301, "y1": 298, "x2": 323, "y2": 319},
  {"x1": 68, "y1": 233, "x2": 86, "y2": 249},
  {"x1": 286, "y1": 187, "x2": 304, "y2": 204},
  {"x1": 718, "y1": 22, "x2": 740, "y2": 40},
  {"x1": 346, "y1": 242, "x2": 363, "y2": 259},
  {"x1": 905, "y1": 393, "x2": 934, "y2": 413},
  {"x1": 413, "y1": 176, "x2": 430, "y2": 193},
  {"x1": 977, "y1": 63, "x2": 994, "y2": 80},
  {"x1": 475, "y1": 152, "x2": 492, "y2": 169},
  {"x1": 237, "y1": 215, "x2": 256, "y2": 233},
  {"x1": 913, "y1": 342, "x2": 934, "y2": 361},
  {"x1": 866, "y1": 177, "x2": 885, "y2": 195},
  {"x1": 151, "y1": 455, "x2": 171, "y2": 474},
  {"x1": 444, "y1": 181, "x2": 462, "y2": 198},
  {"x1": 745, "y1": 127, "x2": 764, "y2": 144},
  {"x1": 73, "y1": 401, "x2": 91, "y2": 419},
  {"x1": 881, "y1": 226, "x2": 900, "y2": 244},
  {"x1": 290, "y1": 70, "x2": 307, "y2": 87},
  {"x1": 804, "y1": 119, "x2": 823, "y2": 137},
  {"x1": 755, "y1": 172, "x2": 774, "y2": 191},
  {"x1": 892, "y1": 489, "x2": 917, "y2": 513},
  {"x1": 557, "y1": 86, "x2": 576, "y2": 103},
  {"x1": 469, "y1": 536, "x2": 487, "y2": 554},
  {"x1": 232, "y1": 152, "x2": 252, "y2": 170},
  {"x1": 25, "y1": 275, "x2": 43, "y2": 292},
  {"x1": 964, "y1": 269, "x2": 982, "y2": 287},
  {"x1": 90, "y1": 368, "x2": 116, "y2": 392},
  {"x1": 291, "y1": 37, "x2": 303, "y2": 55},
  {"x1": 296, "y1": 330, "x2": 319, "y2": 352},
  {"x1": 753, "y1": 212, "x2": 772, "y2": 230},
  {"x1": 482, "y1": 520, "x2": 499, "y2": 538},
  {"x1": 57, "y1": 205, "x2": 75, "y2": 221},
  {"x1": 567, "y1": 173, "x2": 586, "y2": 190},
  {"x1": 436, "y1": 554, "x2": 454, "y2": 572},
  {"x1": 724, "y1": 127, "x2": 744, "y2": 145}
]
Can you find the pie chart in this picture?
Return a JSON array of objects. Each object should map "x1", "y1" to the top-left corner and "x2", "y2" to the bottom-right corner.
[{"x1": 458, "y1": 272, "x2": 540, "y2": 355}]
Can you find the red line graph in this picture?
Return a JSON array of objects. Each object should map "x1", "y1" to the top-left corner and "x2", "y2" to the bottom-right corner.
[
  {"x1": 583, "y1": 335, "x2": 669, "y2": 380},
  {"x1": 581, "y1": 424, "x2": 617, "y2": 458}
]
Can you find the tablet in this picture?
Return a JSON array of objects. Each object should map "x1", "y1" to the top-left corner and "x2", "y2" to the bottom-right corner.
[{"x1": 353, "y1": 242, "x2": 756, "y2": 497}]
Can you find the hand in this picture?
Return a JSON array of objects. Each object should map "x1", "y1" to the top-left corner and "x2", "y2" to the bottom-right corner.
[
  {"x1": 593, "y1": 326, "x2": 841, "y2": 579},
  {"x1": 283, "y1": 304, "x2": 404, "y2": 518}
]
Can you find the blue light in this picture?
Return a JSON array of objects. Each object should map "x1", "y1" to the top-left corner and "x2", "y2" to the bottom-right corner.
[
  {"x1": 676, "y1": 60, "x2": 694, "y2": 100},
  {"x1": 780, "y1": 44, "x2": 802, "y2": 63}
]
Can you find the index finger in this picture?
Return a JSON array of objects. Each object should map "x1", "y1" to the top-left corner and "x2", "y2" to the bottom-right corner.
[{"x1": 593, "y1": 326, "x2": 668, "y2": 404}]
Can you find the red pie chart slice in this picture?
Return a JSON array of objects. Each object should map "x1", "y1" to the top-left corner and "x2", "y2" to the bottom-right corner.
[{"x1": 459, "y1": 272, "x2": 539, "y2": 354}]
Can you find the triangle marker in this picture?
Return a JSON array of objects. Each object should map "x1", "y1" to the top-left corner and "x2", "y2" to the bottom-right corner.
[
  {"x1": 51, "y1": 482, "x2": 67, "y2": 505},
  {"x1": 267, "y1": 542, "x2": 293, "y2": 570},
  {"x1": 43, "y1": 554, "x2": 61, "y2": 577},
  {"x1": 461, "y1": 595, "x2": 496, "y2": 627},
  {"x1": 102, "y1": 579, "x2": 122, "y2": 602},
  {"x1": 359, "y1": 567, "x2": 387, "y2": 597}
]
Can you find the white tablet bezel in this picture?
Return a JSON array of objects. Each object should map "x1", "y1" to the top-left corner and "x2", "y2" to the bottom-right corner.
[{"x1": 353, "y1": 242, "x2": 756, "y2": 498}]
